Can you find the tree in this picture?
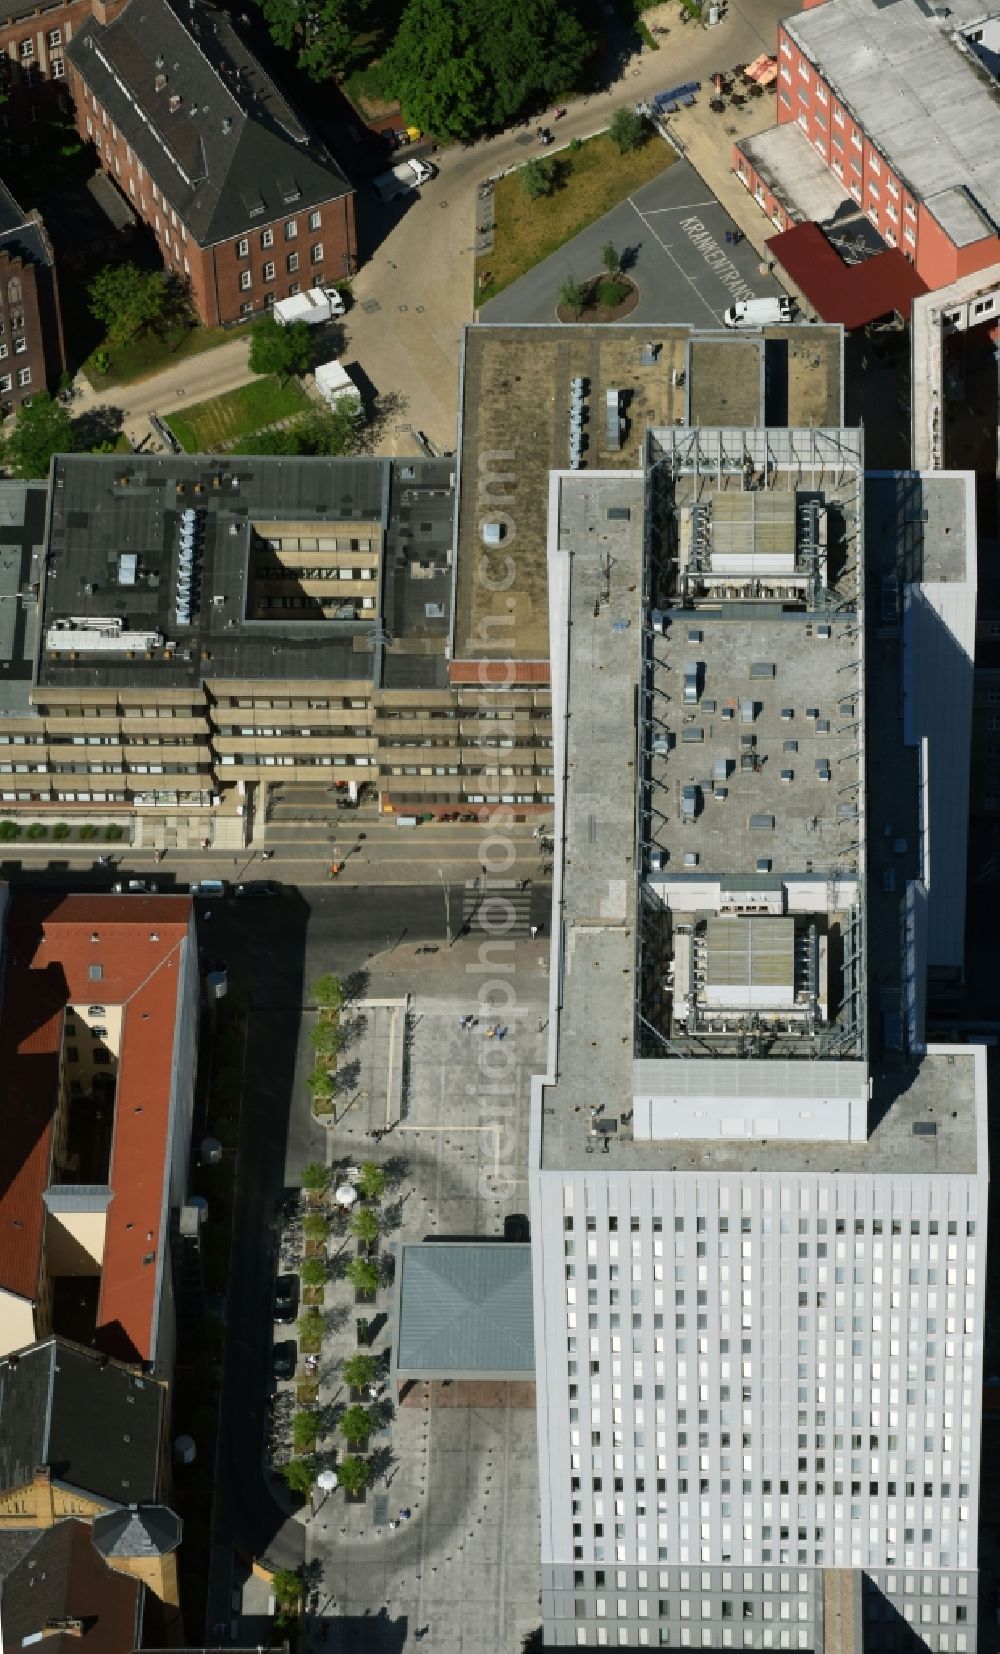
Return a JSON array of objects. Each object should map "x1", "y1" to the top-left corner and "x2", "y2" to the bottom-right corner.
[
  {"x1": 314, "y1": 973, "x2": 344, "y2": 1011},
  {"x1": 1, "y1": 394, "x2": 75, "y2": 480},
  {"x1": 335, "y1": 1454, "x2": 369, "y2": 1496},
  {"x1": 301, "y1": 1256, "x2": 327, "y2": 1288},
  {"x1": 346, "y1": 1257, "x2": 380, "y2": 1296},
  {"x1": 282, "y1": 1457, "x2": 315, "y2": 1495},
  {"x1": 339, "y1": 1403, "x2": 372, "y2": 1445},
  {"x1": 381, "y1": 0, "x2": 483, "y2": 140},
  {"x1": 357, "y1": 1162, "x2": 387, "y2": 1202},
  {"x1": 558, "y1": 275, "x2": 585, "y2": 319},
  {"x1": 351, "y1": 1206, "x2": 380, "y2": 1252},
  {"x1": 261, "y1": 0, "x2": 354, "y2": 81},
  {"x1": 301, "y1": 1161, "x2": 330, "y2": 1195},
  {"x1": 292, "y1": 1410, "x2": 319, "y2": 1452},
  {"x1": 306, "y1": 1065, "x2": 335, "y2": 1098},
  {"x1": 382, "y1": 0, "x2": 595, "y2": 139},
  {"x1": 298, "y1": 1310, "x2": 325, "y2": 1353},
  {"x1": 303, "y1": 1212, "x2": 329, "y2": 1244},
  {"x1": 249, "y1": 314, "x2": 313, "y2": 385},
  {"x1": 602, "y1": 240, "x2": 620, "y2": 277},
  {"x1": 608, "y1": 105, "x2": 648, "y2": 155},
  {"x1": 521, "y1": 158, "x2": 556, "y2": 201},
  {"x1": 342, "y1": 1352, "x2": 377, "y2": 1391},
  {"x1": 271, "y1": 1569, "x2": 302, "y2": 1611},
  {"x1": 88, "y1": 262, "x2": 172, "y2": 346},
  {"x1": 310, "y1": 1019, "x2": 342, "y2": 1061}
]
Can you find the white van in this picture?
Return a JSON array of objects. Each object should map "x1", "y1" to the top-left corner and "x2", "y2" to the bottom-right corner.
[{"x1": 723, "y1": 296, "x2": 793, "y2": 328}]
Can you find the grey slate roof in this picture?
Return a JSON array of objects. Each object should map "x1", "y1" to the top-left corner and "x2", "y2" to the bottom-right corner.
[
  {"x1": 0, "y1": 1338, "x2": 162, "y2": 1507},
  {"x1": 92, "y1": 1503, "x2": 182, "y2": 1558},
  {"x1": 66, "y1": 0, "x2": 352, "y2": 247},
  {"x1": 395, "y1": 1244, "x2": 534, "y2": 1378},
  {"x1": 0, "y1": 179, "x2": 53, "y2": 271}
]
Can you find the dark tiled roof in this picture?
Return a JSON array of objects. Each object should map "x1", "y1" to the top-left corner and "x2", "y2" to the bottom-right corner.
[
  {"x1": 0, "y1": 179, "x2": 54, "y2": 270},
  {"x1": 66, "y1": 0, "x2": 352, "y2": 246},
  {"x1": 0, "y1": 1338, "x2": 163, "y2": 1507},
  {"x1": 0, "y1": 1520, "x2": 141, "y2": 1654},
  {"x1": 92, "y1": 1503, "x2": 181, "y2": 1558}
]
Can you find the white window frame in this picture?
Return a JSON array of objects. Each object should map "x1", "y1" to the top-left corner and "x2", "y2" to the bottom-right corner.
[
  {"x1": 237, "y1": 236, "x2": 249, "y2": 257},
  {"x1": 239, "y1": 269, "x2": 252, "y2": 291}
]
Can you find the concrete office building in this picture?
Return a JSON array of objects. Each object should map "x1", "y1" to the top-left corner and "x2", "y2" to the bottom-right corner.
[{"x1": 528, "y1": 415, "x2": 987, "y2": 1647}]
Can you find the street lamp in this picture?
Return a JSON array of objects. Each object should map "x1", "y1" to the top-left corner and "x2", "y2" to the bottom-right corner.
[{"x1": 438, "y1": 866, "x2": 452, "y2": 946}]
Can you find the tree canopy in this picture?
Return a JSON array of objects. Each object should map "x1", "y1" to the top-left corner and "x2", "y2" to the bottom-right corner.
[
  {"x1": 382, "y1": 0, "x2": 593, "y2": 140},
  {"x1": 87, "y1": 262, "x2": 173, "y2": 346},
  {"x1": 1, "y1": 394, "x2": 75, "y2": 480},
  {"x1": 249, "y1": 314, "x2": 314, "y2": 383},
  {"x1": 261, "y1": 0, "x2": 354, "y2": 81}
]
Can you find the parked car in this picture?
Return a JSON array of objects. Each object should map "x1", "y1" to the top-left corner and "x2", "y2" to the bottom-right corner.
[
  {"x1": 272, "y1": 1339, "x2": 297, "y2": 1382},
  {"x1": 190, "y1": 878, "x2": 228, "y2": 898},
  {"x1": 234, "y1": 880, "x2": 279, "y2": 898},
  {"x1": 112, "y1": 878, "x2": 158, "y2": 893},
  {"x1": 274, "y1": 1274, "x2": 300, "y2": 1324}
]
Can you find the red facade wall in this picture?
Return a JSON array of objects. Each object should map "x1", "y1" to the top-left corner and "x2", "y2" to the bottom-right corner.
[
  {"x1": 773, "y1": 22, "x2": 1000, "y2": 292},
  {"x1": 70, "y1": 62, "x2": 356, "y2": 327}
]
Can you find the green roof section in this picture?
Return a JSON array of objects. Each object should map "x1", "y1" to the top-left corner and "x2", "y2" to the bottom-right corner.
[{"x1": 395, "y1": 1244, "x2": 534, "y2": 1379}]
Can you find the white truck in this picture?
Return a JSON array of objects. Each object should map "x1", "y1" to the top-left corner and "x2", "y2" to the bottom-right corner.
[
  {"x1": 315, "y1": 359, "x2": 362, "y2": 418},
  {"x1": 273, "y1": 286, "x2": 345, "y2": 327},
  {"x1": 372, "y1": 158, "x2": 436, "y2": 204},
  {"x1": 723, "y1": 295, "x2": 793, "y2": 328}
]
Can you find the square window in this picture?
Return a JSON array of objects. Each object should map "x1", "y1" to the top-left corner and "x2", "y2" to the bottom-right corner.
[
  {"x1": 263, "y1": 260, "x2": 275, "y2": 280},
  {"x1": 19, "y1": 38, "x2": 32, "y2": 58},
  {"x1": 309, "y1": 209, "x2": 321, "y2": 230},
  {"x1": 286, "y1": 251, "x2": 299, "y2": 273},
  {"x1": 310, "y1": 241, "x2": 323, "y2": 263},
  {"x1": 239, "y1": 269, "x2": 252, "y2": 290},
  {"x1": 237, "y1": 236, "x2": 249, "y2": 257},
  {"x1": 261, "y1": 227, "x2": 274, "y2": 248},
  {"x1": 285, "y1": 218, "x2": 298, "y2": 239},
  {"x1": 16, "y1": 367, "x2": 30, "y2": 387}
]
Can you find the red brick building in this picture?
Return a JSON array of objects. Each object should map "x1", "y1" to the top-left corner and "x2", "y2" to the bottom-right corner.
[
  {"x1": 0, "y1": 180, "x2": 65, "y2": 415},
  {"x1": 0, "y1": 0, "x2": 85, "y2": 130},
  {"x1": 735, "y1": 0, "x2": 1000, "y2": 292},
  {"x1": 65, "y1": 0, "x2": 356, "y2": 327}
]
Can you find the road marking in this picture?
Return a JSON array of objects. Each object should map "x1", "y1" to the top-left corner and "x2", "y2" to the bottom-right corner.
[
  {"x1": 627, "y1": 198, "x2": 719, "y2": 321},
  {"x1": 639, "y1": 200, "x2": 718, "y2": 215}
]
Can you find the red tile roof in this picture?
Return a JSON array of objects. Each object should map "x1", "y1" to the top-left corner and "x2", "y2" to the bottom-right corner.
[
  {"x1": 765, "y1": 222, "x2": 929, "y2": 331},
  {"x1": 448, "y1": 659, "x2": 551, "y2": 686},
  {"x1": 1, "y1": 895, "x2": 193, "y2": 1362}
]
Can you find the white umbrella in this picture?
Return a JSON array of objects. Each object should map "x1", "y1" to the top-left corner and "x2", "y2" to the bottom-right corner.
[
  {"x1": 317, "y1": 1469, "x2": 338, "y2": 1492},
  {"x1": 334, "y1": 1182, "x2": 358, "y2": 1208}
]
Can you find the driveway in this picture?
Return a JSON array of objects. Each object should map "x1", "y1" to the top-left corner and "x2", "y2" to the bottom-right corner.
[
  {"x1": 338, "y1": 0, "x2": 798, "y2": 452},
  {"x1": 480, "y1": 159, "x2": 786, "y2": 327}
]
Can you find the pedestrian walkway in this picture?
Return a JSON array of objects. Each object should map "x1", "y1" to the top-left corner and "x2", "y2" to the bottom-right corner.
[{"x1": 461, "y1": 879, "x2": 533, "y2": 938}]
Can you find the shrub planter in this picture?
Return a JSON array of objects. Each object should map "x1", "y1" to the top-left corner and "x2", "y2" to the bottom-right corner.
[
  {"x1": 354, "y1": 1288, "x2": 376, "y2": 1306},
  {"x1": 557, "y1": 273, "x2": 640, "y2": 324},
  {"x1": 344, "y1": 1483, "x2": 367, "y2": 1505}
]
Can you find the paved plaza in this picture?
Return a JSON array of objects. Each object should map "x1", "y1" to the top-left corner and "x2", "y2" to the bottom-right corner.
[{"x1": 284, "y1": 942, "x2": 550, "y2": 1652}]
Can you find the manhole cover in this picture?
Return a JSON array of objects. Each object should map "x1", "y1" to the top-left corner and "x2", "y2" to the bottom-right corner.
[
  {"x1": 361, "y1": 299, "x2": 381, "y2": 314},
  {"x1": 415, "y1": 305, "x2": 424, "y2": 313},
  {"x1": 373, "y1": 1494, "x2": 389, "y2": 1526}
]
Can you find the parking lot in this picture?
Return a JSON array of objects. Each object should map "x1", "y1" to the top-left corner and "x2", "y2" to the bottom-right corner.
[{"x1": 481, "y1": 158, "x2": 787, "y2": 329}]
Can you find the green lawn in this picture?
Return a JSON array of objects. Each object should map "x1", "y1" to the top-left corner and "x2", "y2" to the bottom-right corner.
[
  {"x1": 476, "y1": 131, "x2": 674, "y2": 304},
  {"x1": 82, "y1": 318, "x2": 255, "y2": 391},
  {"x1": 165, "y1": 376, "x2": 309, "y2": 454}
]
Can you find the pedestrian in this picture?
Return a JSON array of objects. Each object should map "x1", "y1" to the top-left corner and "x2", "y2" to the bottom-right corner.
[
  {"x1": 389, "y1": 1519, "x2": 398, "y2": 1530},
  {"x1": 400, "y1": 1507, "x2": 411, "y2": 1520},
  {"x1": 204, "y1": 910, "x2": 212, "y2": 922},
  {"x1": 530, "y1": 925, "x2": 539, "y2": 938}
]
